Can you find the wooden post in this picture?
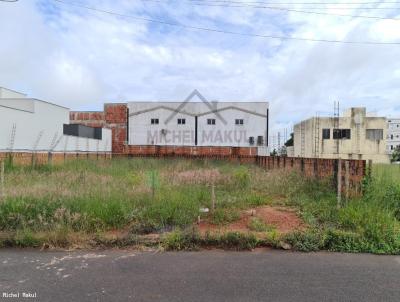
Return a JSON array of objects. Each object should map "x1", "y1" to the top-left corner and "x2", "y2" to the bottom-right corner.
[
  {"x1": 345, "y1": 160, "x2": 350, "y2": 202},
  {"x1": 0, "y1": 160, "x2": 4, "y2": 200},
  {"x1": 337, "y1": 158, "x2": 342, "y2": 209},
  {"x1": 211, "y1": 180, "x2": 216, "y2": 213},
  {"x1": 48, "y1": 152, "x2": 53, "y2": 166},
  {"x1": 367, "y1": 159, "x2": 372, "y2": 179}
]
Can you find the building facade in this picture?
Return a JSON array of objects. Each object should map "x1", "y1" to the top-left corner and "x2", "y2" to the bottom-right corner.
[
  {"x1": 0, "y1": 87, "x2": 111, "y2": 154},
  {"x1": 293, "y1": 107, "x2": 389, "y2": 163},
  {"x1": 71, "y1": 101, "x2": 269, "y2": 155},
  {"x1": 387, "y1": 118, "x2": 400, "y2": 154},
  {"x1": 127, "y1": 102, "x2": 269, "y2": 147}
]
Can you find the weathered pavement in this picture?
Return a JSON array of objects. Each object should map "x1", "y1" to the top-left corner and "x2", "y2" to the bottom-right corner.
[{"x1": 0, "y1": 249, "x2": 399, "y2": 302}]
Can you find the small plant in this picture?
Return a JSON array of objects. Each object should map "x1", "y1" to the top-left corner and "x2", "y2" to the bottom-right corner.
[
  {"x1": 219, "y1": 232, "x2": 258, "y2": 250},
  {"x1": 248, "y1": 217, "x2": 275, "y2": 232},
  {"x1": 233, "y1": 167, "x2": 250, "y2": 190},
  {"x1": 211, "y1": 208, "x2": 240, "y2": 225},
  {"x1": 284, "y1": 230, "x2": 324, "y2": 252},
  {"x1": 163, "y1": 228, "x2": 200, "y2": 251}
]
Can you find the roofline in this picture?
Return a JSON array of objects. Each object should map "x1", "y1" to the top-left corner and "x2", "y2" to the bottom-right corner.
[
  {"x1": 0, "y1": 86, "x2": 27, "y2": 97},
  {"x1": 129, "y1": 105, "x2": 267, "y2": 118},
  {"x1": 70, "y1": 110, "x2": 104, "y2": 113},
  {"x1": 0, "y1": 97, "x2": 70, "y2": 110},
  {"x1": 126, "y1": 101, "x2": 269, "y2": 104},
  {"x1": 31, "y1": 98, "x2": 70, "y2": 110}
]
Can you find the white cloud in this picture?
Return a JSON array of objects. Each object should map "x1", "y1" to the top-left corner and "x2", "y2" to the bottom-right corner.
[{"x1": 0, "y1": 0, "x2": 399, "y2": 132}]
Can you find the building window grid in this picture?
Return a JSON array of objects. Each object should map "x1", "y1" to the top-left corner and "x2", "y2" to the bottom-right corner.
[
  {"x1": 235, "y1": 119, "x2": 244, "y2": 125},
  {"x1": 333, "y1": 129, "x2": 351, "y2": 140},
  {"x1": 151, "y1": 118, "x2": 159, "y2": 125},
  {"x1": 177, "y1": 118, "x2": 186, "y2": 125},
  {"x1": 207, "y1": 119, "x2": 216, "y2": 125},
  {"x1": 366, "y1": 129, "x2": 384, "y2": 140},
  {"x1": 322, "y1": 129, "x2": 330, "y2": 139}
]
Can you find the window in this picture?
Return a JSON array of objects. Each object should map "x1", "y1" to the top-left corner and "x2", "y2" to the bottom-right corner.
[
  {"x1": 151, "y1": 118, "x2": 159, "y2": 125},
  {"x1": 366, "y1": 129, "x2": 383, "y2": 140},
  {"x1": 333, "y1": 129, "x2": 351, "y2": 139},
  {"x1": 391, "y1": 134, "x2": 394, "y2": 140},
  {"x1": 322, "y1": 129, "x2": 330, "y2": 139},
  {"x1": 207, "y1": 119, "x2": 216, "y2": 125},
  {"x1": 249, "y1": 136, "x2": 255, "y2": 145},
  {"x1": 257, "y1": 136, "x2": 264, "y2": 145},
  {"x1": 391, "y1": 145, "x2": 394, "y2": 150},
  {"x1": 235, "y1": 119, "x2": 244, "y2": 125},
  {"x1": 177, "y1": 118, "x2": 186, "y2": 125}
]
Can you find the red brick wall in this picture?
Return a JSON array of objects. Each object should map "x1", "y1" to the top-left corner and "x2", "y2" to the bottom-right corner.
[
  {"x1": 0, "y1": 152, "x2": 112, "y2": 166},
  {"x1": 123, "y1": 145, "x2": 257, "y2": 157},
  {"x1": 70, "y1": 104, "x2": 128, "y2": 154},
  {"x1": 256, "y1": 156, "x2": 366, "y2": 195},
  {"x1": 69, "y1": 111, "x2": 106, "y2": 128}
]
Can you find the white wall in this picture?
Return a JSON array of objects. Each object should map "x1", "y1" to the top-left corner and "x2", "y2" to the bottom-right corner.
[
  {"x1": 128, "y1": 102, "x2": 268, "y2": 147},
  {"x1": 387, "y1": 118, "x2": 400, "y2": 154},
  {"x1": 0, "y1": 87, "x2": 27, "y2": 99},
  {"x1": 0, "y1": 98, "x2": 111, "y2": 153}
]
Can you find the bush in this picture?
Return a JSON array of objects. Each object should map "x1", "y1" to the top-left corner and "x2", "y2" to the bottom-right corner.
[
  {"x1": 233, "y1": 167, "x2": 250, "y2": 190},
  {"x1": 163, "y1": 228, "x2": 200, "y2": 251},
  {"x1": 324, "y1": 229, "x2": 367, "y2": 253},
  {"x1": 218, "y1": 232, "x2": 258, "y2": 250},
  {"x1": 284, "y1": 230, "x2": 324, "y2": 252}
]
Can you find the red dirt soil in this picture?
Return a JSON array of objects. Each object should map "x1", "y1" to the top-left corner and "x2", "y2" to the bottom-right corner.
[{"x1": 198, "y1": 206, "x2": 305, "y2": 235}]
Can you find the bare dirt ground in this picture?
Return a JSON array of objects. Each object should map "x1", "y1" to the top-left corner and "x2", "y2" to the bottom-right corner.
[{"x1": 198, "y1": 206, "x2": 305, "y2": 235}]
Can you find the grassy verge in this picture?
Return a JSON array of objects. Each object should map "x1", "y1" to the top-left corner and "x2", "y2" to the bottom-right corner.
[{"x1": 282, "y1": 164, "x2": 400, "y2": 254}]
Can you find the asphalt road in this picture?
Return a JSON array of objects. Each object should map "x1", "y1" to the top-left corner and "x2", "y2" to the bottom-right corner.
[{"x1": 0, "y1": 249, "x2": 399, "y2": 302}]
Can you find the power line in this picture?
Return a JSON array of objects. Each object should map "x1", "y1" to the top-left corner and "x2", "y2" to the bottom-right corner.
[
  {"x1": 52, "y1": 0, "x2": 400, "y2": 45},
  {"x1": 141, "y1": 0, "x2": 400, "y2": 20},
  {"x1": 183, "y1": 0, "x2": 400, "y2": 10},
  {"x1": 188, "y1": 0, "x2": 400, "y2": 5}
]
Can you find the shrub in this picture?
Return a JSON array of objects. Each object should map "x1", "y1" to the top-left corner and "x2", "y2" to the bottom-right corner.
[
  {"x1": 211, "y1": 208, "x2": 240, "y2": 225},
  {"x1": 324, "y1": 229, "x2": 367, "y2": 253},
  {"x1": 284, "y1": 230, "x2": 324, "y2": 252},
  {"x1": 218, "y1": 232, "x2": 258, "y2": 250},
  {"x1": 163, "y1": 228, "x2": 200, "y2": 251},
  {"x1": 233, "y1": 167, "x2": 250, "y2": 190}
]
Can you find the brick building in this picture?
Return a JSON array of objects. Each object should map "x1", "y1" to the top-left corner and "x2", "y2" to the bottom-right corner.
[{"x1": 70, "y1": 100, "x2": 269, "y2": 156}]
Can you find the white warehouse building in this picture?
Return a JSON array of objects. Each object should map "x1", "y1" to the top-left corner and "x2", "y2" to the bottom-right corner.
[
  {"x1": 0, "y1": 87, "x2": 111, "y2": 154},
  {"x1": 127, "y1": 101, "x2": 269, "y2": 148}
]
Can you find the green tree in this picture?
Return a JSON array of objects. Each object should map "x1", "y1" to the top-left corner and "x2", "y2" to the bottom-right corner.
[
  {"x1": 285, "y1": 133, "x2": 294, "y2": 147},
  {"x1": 392, "y1": 146, "x2": 400, "y2": 162}
]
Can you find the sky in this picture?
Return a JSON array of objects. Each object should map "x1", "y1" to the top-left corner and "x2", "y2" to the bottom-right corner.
[{"x1": 1, "y1": 0, "x2": 400, "y2": 136}]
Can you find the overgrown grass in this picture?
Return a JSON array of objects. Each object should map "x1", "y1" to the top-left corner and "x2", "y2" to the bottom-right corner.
[
  {"x1": 1, "y1": 158, "x2": 399, "y2": 254},
  {"x1": 283, "y1": 164, "x2": 400, "y2": 254},
  {"x1": 0, "y1": 158, "x2": 271, "y2": 244}
]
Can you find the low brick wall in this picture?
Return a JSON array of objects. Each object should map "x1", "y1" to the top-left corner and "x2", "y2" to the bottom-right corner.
[
  {"x1": 256, "y1": 156, "x2": 366, "y2": 195},
  {"x1": 0, "y1": 152, "x2": 112, "y2": 166},
  {"x1": 123, "y1": 145, "x2": 258, "y2": 157}
]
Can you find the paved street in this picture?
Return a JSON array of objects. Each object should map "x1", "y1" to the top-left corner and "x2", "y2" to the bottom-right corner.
[{"x1": 0, "y1": 249, "x2": 399, "y2": 302}]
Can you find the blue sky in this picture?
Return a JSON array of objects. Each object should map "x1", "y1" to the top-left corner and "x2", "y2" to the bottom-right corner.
[{"x1": 1, "y1": 0, "x2": 400, "y2": 136}]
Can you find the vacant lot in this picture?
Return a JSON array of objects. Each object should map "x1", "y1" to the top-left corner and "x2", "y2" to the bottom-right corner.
[{"x1": 0, "y1": 158, "x2": 399, "y2": 254}]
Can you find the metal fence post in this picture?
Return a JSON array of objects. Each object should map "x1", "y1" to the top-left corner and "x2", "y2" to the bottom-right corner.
[
  {"x1": 1, "y1": 160, "x2": 4, "y2": 200},
  {"x1": 337, "y1": 158, "x2": 342, "y2": 209},
  {"x1": 345, "y1": 160, "x2": 350, "y2": 201}
]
